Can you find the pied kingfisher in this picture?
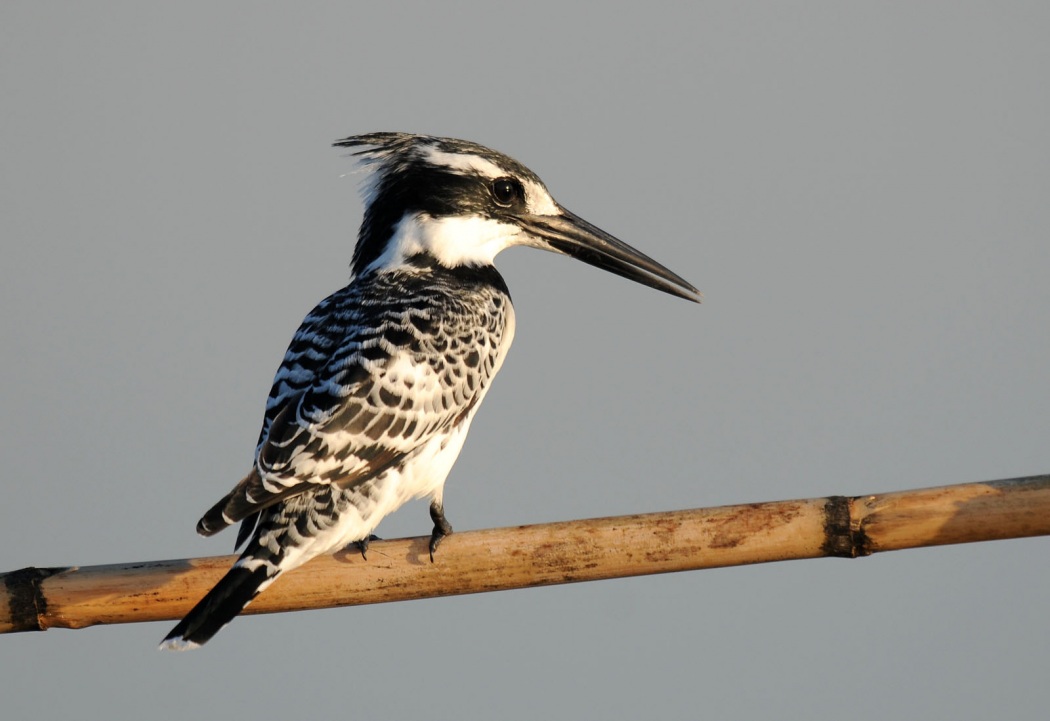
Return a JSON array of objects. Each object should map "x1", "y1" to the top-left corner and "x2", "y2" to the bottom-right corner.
[{"x1": 160, "y1": 132, "x2": 700, "y2": 650}]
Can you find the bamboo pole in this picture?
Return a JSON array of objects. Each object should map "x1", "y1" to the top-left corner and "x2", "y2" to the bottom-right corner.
[{"x1": 2, "y1": 474, "x2": 1048, "y2": 635}]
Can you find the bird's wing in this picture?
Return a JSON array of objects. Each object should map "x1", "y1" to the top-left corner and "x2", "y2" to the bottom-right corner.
[{"x1": 197, "y1": 277, "x2": 503, "y2": 537}]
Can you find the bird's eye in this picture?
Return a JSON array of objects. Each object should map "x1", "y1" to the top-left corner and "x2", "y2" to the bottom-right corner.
[{"x1": 491, "y1": 177, "x2": 522, "y2": 207}]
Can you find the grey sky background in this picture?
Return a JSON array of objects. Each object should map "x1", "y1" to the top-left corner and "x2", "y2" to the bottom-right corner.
[{"x1": 2, "y1": 3, "x2": 1048, "y2": 719}]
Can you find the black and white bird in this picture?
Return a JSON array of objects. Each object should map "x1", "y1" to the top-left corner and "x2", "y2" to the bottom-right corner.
[{"x1": 160, "y1": 132, "x2": 700, "y2": 650}]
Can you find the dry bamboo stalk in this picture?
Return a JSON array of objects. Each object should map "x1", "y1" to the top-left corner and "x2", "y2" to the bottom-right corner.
[{"x1": 2, "y1": 474, "x2": 1048, "y2": 635}]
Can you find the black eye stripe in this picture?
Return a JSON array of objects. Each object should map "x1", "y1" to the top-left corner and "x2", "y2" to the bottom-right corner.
[{"x1": 491, "y1": 177, "x2": 523, "y2": 207}]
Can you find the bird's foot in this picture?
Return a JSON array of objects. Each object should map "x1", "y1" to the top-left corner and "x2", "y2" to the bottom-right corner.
[
  {"x1": 429, "y1": 502, "x2": 453, "y2": 563},
  {"x1": 351, "y1": 534, "x2": 381, "y2": 560}
]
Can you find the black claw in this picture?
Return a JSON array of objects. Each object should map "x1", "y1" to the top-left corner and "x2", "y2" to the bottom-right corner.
[
  {"x1": 352, "y1": 534, "x2": 381, "y2": 560},
  {"x1": 429, "y1": 502, "x2": 453, "y2": 563}
]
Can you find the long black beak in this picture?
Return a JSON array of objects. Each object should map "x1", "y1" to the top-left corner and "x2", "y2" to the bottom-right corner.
[{"x1": 519, "y1": 206, "x2": 702, "y2": 303}]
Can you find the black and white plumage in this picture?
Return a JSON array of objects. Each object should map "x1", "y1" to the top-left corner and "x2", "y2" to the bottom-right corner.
[{"x1": 160, "y1": 133, "x2": 700, "y2": 650}]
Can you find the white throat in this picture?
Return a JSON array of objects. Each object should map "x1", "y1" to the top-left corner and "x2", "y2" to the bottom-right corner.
[{"x1": 366, "y1": 213, "x2": 524, "y2": 272}]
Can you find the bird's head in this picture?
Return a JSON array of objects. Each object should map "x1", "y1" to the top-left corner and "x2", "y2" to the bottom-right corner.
[{"x1": 335, "y1": 133, "x2": 701, "y2": 303}]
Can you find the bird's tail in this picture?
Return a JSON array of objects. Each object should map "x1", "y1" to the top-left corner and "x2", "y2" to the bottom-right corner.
[{"x1": 158, "y1": 553, "x2": 281, "y2": 651}]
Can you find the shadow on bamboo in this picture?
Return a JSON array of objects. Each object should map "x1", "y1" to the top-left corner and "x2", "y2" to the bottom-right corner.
[{"x1": 2, "y1": 474, "x2": 1048, "y2": 635}]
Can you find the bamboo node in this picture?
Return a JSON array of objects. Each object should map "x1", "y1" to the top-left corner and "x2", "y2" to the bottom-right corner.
[{"x1": 1, "y1": 566, "x2": 63, "y2": 633}]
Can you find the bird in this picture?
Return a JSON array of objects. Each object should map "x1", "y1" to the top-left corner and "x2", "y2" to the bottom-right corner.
[{"x1": 159, "y1": 132, "x2": 701, "y2": 650}]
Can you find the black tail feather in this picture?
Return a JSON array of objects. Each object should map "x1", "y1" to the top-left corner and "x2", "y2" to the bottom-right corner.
[{"x1": 159, "y1": 564, "x2": 273, "y2": 650}]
